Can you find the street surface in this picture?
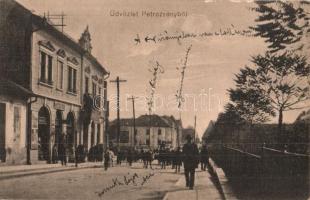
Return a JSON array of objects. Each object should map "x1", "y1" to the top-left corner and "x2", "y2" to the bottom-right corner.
[{"x1": 0, "y1": 162, "x2": 189, "y2": 200}]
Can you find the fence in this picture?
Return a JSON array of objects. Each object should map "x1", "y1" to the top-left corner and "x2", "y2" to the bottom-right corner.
[{"x1": 210, "y1": 144, "x2": 309, "y2": 195}]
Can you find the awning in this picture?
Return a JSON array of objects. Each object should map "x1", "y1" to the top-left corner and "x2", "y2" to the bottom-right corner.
[{"x1": 0, "y1": 79, "x2": 36, "y2": 98}]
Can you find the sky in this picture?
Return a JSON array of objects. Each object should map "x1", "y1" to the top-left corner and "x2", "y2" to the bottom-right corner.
[{"x1": 17, "y1": 0, "x2": 307, "y2": 138}]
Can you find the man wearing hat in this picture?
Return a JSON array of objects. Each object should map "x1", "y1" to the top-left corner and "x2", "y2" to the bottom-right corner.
[{"x1": 182, "y1": 134, "x2": 199, "y2": 189}]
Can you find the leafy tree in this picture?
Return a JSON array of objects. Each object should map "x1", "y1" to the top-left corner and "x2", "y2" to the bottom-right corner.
[
  {"x1": 216, "y1": 103, "x2": 243, "y2": 125},
  {"x1": 228, "y1": 67, "x2": 275, "y2": 124},
  {"x1": 247, "y1": 52, "x2": 310, "y2": 140},
  {"x1": 251, "y1": 1, "x2": 310, "y2": 53}
]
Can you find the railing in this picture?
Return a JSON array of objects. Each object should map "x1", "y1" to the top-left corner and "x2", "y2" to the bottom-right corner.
[{"x1": 210, "y1": 144, "x2": 309, "y2": 195}]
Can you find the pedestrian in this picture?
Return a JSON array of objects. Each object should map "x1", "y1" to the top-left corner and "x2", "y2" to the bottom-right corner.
[
  {"x1": 108, "y1": 149, "x2": 115, "y2": 167},
  {"x1": 182, "y1": 134, "x2": 199, "y2": 190},
  {"x1": 58, "y1": 134, "x2": 67, "y2": 166},
  {"x1": 52, "y1": 143, "x2": 58, "y2": 164},
  {"x1": 200, "y1": 144, "x2": 209, "y2": 171},
  {"x1": 175, "y1": 147, "x2": 182, "y2": 173},
  {"x1": 127, "y1": 149, "x2": 133, "y2": 166},
  {"x1": 104, "y1": 149, "x2": 110, "y2": 171},
  {"x1": 146, "y1": 150, "x2": 154, "y2": 169}
]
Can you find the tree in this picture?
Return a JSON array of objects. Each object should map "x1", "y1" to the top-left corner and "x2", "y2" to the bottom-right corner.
[
  {"x1": 228, "y1": 67, "x2": 275, "y2": 124},
  {"x1": 248, "y1": 52, "x2": 310, "y2": 142},
  {"x1": 251, "y1": 1, "x2": 310, "y2": 53},
  {"x1": 216, "y1": 103, "x2": 243, "y2": 125}
]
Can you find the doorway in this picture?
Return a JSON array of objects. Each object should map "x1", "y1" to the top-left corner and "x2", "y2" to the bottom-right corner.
[
  {"x1": 38, "y1": 106, "x2": 50, "y2": 161},
  {"x1": 66, "y1": 112, "x2": 75, "y2": 161},
  {"x1": 91, "y1": 122, "x2": 95, "y2": 147},
  {"x1": 55, "y1": 110, "x2": 63, "y2": 160},
  {"x1": 0, "y1": 103, "x2": 5, "y2": 162}
]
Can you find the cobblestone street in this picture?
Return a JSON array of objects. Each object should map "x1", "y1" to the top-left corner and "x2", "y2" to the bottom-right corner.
[{"x1": 0, "y1": 163, "x2": 188, "y2": 199}]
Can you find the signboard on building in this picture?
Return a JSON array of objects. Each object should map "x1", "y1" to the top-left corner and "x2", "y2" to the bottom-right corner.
[{"x1": 54, "y1": 102, "x2": 65, "y2": 111}]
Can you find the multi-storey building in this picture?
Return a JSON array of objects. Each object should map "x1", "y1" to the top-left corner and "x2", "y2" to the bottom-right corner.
[
  {"x1": 79, "y1": 26, "x2": 109, "y2": 153},
  {"x1": 109, "y1": 115, "x2": 181, "y2": 150},
  {"x1": 0, "y1": 0, "x2": 109, "y2": 164}
]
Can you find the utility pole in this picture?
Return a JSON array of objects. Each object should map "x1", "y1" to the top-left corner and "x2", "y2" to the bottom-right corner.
[
  {"x1": 194, "y1": 115, "x2": 197, "y2": 143},
  {"x1": 127, "y1": 96, "x2": 138, "y2": 148},
  {"x1": 110, "y1": 76, "x2": 127, "y2": 149}
]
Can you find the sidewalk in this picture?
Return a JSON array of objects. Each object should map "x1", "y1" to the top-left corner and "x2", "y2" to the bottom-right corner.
[
  {"x1": 163, "y1": 169, "x2": 224, "y2": 200},
  {"x1": 0, "y1": 162, "x2": 103, "y2": 180}
]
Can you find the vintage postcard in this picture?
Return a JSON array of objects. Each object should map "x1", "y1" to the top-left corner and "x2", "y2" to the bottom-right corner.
[{"x1": 0, "y1": 0, "x2": 309, "y2": 199}]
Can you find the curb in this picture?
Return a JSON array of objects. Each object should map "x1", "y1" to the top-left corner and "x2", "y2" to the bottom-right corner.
[
  {"x1": 0, "y1": 164, "x2": 102, "y2": 181},
  {"x1": 208, "y1": 159, "x2": 238, "y2": 200}
]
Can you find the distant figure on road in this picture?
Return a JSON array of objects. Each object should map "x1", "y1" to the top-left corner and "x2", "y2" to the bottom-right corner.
[
  {"x1": 127, "y1": 149, "x2": 133, "y2": 166},
  {"x1": 175, "y1": 147, "x2": 182, "y2": 173},
  {"x1": 200, "y1": 144, "x2": 209, "y2": 171},
  {"x1": 108, "y1": 149, "x2": 115, "y2": 167},
  {"x1": 104, "y1": 149, "x2": 110, "y2": 171},
  {"x1": 58, "y1": 133, "x2": 67, "y2": 166},
  {"x1": 182, "y1": 135, "x2": 199, "y2": 190},
  {"x1": 52, "y1": 144, "x2": 58, "y2": 164}
]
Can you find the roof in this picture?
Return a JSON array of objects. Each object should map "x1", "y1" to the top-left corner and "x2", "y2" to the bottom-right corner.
[
  {"x1": 161, "y1": 115, "x2": 176, "y2": 127},
  {"x1": 202, "y1": 120, "x2": 215, "y2": 139},
  {"x1": 296, "y1": 109, "x2": 310, "y2": 122},
  {"x1": 110, "y1": 114, "x2": 174, "y2": 128},
  {"x1": 182, "y1": 127, "x2": 195, "y2": 140},
  {"x1": 6, "y1": 0, "x2": 108, "y2": 74},
  {"x1": 0, "y1": 79, "x2": 36, "y2": 98},
  {"x1": 136, "y1": 115, "x2": 170, "y2": 127},
  {"x1": 110, "y1": 118, "x2": 134, "y2": 126}
]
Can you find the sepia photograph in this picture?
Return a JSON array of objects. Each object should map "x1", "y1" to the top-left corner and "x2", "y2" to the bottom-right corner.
[{"x1": 0, "y1": 0, "x2": 309, "y2": 199}]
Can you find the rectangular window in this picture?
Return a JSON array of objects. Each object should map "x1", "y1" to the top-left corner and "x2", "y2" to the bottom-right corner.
[
  {"x1": 68, "y1": 67, "x2": 72, "y2": 91},
  {"x1": 73, "y1": 69, "x2": 77, "y2": 92},
  {"x1": 158, "y1": 129, "x2": 162, "y2": 135},
  {"x1": 85, "y1": 76, "x2": 89, "y2": 93},
  {"x1": 67, "y1": 66, "x2": 77, "y2": 93},
  {"x1": 120, "y1": 131, "x2": 129, "y2": 143},
  {"x1": 47, "y1": 55, "x2": 53, "y2": 84},
  {"x1": 92, "y1": 82, "x2": 96, "y2": 96},
  {"x1": 57, "y1": 60, "x2": 63, "y2": 89},
  {"x1": 40, "y1": 51, "x2": 53, "y2": 85},
  {"x1": 98, "y1": 87, "x2": 102, "y2": 107},
  {"x1": 146, "y1": 129, "x2": 150, "y2": 135},
  {"x1": 13, "y1": 107, "x2": 21, "y2": 143},
  {"x1": 40, "y1": 52, "x2": 46, "y2": 82}
]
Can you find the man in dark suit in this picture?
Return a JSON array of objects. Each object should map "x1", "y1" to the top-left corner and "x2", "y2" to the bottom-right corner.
[
  {"x1": 200, "y1": 144, "x2": 209, "y2": 171},
  {"x1": 182, "y1": 134, "x2": 199, "y2": 190}
]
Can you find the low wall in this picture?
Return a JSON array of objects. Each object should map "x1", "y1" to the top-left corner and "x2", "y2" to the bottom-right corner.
[{"x1": 210, "y1": 145, "x2": 309, "y2": 196}]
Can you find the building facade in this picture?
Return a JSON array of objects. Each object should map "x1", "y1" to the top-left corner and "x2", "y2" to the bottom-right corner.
[
  {"x1": 0, "y1": 80, "x2": 36, "y2": 164},
  {"x1": 79, "y1": 26, "x2": 109, "y2": 153},
  {"x1": 0, "y1": 0, "x2": 109, "y2": 164},
  {"x1": 109, "y1": 115, "x2": 181, "y2": 150}
]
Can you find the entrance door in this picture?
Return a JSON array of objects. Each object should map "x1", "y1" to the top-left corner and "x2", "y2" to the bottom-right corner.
[
  {"x1": 0, "y1": 103, "x2": 5, "y2": 162},
  {"x1": 66, "y1": 112, "x2": 75, "y2": 161},
  {"x1": 55, "y1": 110, "x2": 62, "y2": 160},
  {"x1": 38, "y1": 107, "x2": 50, "y2": 161},
  {"x1": 91, "y1": 122, "x2": 95, "y2": 147}
]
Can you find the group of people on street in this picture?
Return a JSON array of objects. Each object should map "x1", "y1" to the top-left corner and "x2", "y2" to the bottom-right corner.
[
  {"x1": 102, "y1": 134, "x2": 209, "y2": 190},
  {"x1": 50, "y1": 131, "x2": 206, "y2": 190}
]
